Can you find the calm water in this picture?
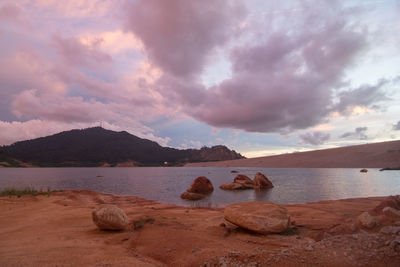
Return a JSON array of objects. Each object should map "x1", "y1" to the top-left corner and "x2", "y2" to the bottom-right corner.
[{"x1": 0, "y1": 167, "x2": 399, "y2": 207}]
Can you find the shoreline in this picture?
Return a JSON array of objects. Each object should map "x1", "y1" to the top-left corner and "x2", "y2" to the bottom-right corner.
[{"x1": 1, "y1": 190, "x2": 400, "y2": 266}]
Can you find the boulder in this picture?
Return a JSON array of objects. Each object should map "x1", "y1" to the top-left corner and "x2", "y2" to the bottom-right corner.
[
  {"x1": 186, "y1": 176, "x2": 214, "y2": 195},
  {"x1": 383, "y1": 206, "x2": 400, "y2": 217},
  {"x1": 253, "y1": 172, "x2": 274, "y2": 189},
  {"x1": 92, "y1": 205, "x2": 129, "y2": 231},
  {"x1": 224, "y1": 202, "x2": 290, "y2": 234},
  {"x1": 360, "y1": 169, "x2": 368, "y2": 173},
  {"x1": 234, "y1": 174, "x2": 254, "y2": 186},
  {"x1": 181, "y1": 176, "x2": 214, "y2": 200},
  {"x1": 357, "y1": 211, "x2": 376, "y2": 228},
  {"x1": 220, "y1": 182, "x2": 254, "y2": 190},
  {"x1": 180, "y1": 191, "x2": 207, "y2": 200}
]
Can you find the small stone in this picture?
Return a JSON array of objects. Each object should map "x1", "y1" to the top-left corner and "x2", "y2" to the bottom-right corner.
[
  {"x1": 192, "y1": 248, "x2": 201, "y2": 254},
  {"x1": 357, "y1": 212, "x2": 376, "y2": 228},
  {"x1": 305, "y1": 245, "x2": 314, "y2": 251},
  {"x1": 380, "y1": 226, "x2": 400, "y2": 235}
]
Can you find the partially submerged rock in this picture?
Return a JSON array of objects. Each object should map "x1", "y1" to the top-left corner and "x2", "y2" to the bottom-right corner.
[
  {"x1": 253, "y1": 172, "x2": 274, "y2": 189},
  {"x1": 181, "y1": 176, "x2": 214, "y2": 200},
  {"x1": 233, "y1": 174, "x2": 254, "y2": 186},
  {"x1": 220, "y1": 182, "x2": 254, "y2": 190},
  {"x1": 220, "y1": 172, "x2": 274, "y2": 191},
  {"x1": 224, "y1": 202, "x2": 290, "y2": 234},
  {"x1": 360, "y1": 169, "x2": 368, "y2": 173},
  {"x1": 180, "y1": 191, "x2": 208, "y2": 200},
  {"x1": 186, "y1": 176, "x2": 214, "y2": 195},
  {"x1": 92, "y1": 205, "x2": 129, "y2": 231},
  {"x1": 357, "y1": 211, "x2": 376, "y2": 228}
]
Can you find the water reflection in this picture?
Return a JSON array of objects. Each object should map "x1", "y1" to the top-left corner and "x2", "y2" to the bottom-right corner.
[{"x1": 0, "y1": 167, "x2": 399, "y2": 207}]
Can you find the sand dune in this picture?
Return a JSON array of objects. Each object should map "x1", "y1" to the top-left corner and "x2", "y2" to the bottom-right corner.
[{"x1": 186, "y1": 140, "x2": 400, "y2": 168}]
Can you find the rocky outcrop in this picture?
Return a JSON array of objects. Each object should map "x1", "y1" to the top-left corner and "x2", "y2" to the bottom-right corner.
[
  {"x1": 92, "y1": 205, "x2": 129, "y2": 231},
  {"x1": 253, "y1": 172, "x2": 274, "y2": 189},
  {"x1": 220, "y1": 173, "x2": 274, "y2": 190},
  {"x1": 224, "y1": 202, "x2": 290, "y2": 234},
  {"x1": 357, "y1": 211, "x2": 376, "y2": 228},
  {"x1": 190, "y1": 145, "x2": 245, "y2": 162},
  {"x1": 181, "y1": 176, "x2": 214, "y2": 200}
]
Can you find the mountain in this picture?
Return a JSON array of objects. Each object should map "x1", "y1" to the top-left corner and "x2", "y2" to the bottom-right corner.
[
  {"x1": 0, "y1": 148, "x2": 23, "y2": 167},
  {"x1": 186, "y1": 140, "x2": 400, "y2": 168},
  {"x1": 2, "y1": 127, "x2": 244, "y2": 167}
]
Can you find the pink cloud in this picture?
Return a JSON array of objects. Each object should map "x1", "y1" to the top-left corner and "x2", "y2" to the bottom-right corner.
[
  {"x1": 0, "y1": 2, "x2": 31, "y2": 28},
  {"x1": 123, "y1": 0, "x2": 389, "y2": 133},
  {"x1": 51, "y1": 34, "x2": 112, "y2": 67},
  {"x1": 123, "y1": 0, "x2": 245, "y2": 78}
]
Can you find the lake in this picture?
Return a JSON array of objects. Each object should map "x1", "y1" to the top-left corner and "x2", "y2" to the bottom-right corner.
[{"x1": 0, "y1": 167, "x2": 399, "y2": 207}]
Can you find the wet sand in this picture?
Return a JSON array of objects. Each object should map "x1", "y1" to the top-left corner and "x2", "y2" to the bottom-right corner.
[{"x1": 1, "y1": 190, "x2": 399, "y2": 266}]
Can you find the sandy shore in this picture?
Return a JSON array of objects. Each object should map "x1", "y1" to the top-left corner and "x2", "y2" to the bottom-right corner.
[
  {"x1": 186, "y1": 140, "x2": 400, "y2": 168},
  {"x1": 1, "y1": 190, "x2": 399, "y2": 266}
]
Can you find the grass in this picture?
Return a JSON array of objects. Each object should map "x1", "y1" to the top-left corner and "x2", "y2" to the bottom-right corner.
[{"x1": 0, "y1": 187, "x2": 62, "y2": 197}]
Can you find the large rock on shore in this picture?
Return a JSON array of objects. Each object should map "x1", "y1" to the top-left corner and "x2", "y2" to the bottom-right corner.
[
  {"x1": 224, "y1": 202, "x2": 290, "y2": 234},
  {"x1": 253, "y1": 172, "x2": 274, "y2": 189},
  {"x1": 181, "y1": 176, "x2": 214, "y2": 200},
  {"x1": 92, "y1": 205, "x2": 129, "y2": 231}
]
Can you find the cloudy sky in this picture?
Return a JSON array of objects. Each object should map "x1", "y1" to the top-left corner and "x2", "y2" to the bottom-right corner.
[{"x1": 0, "y1": 0, "x2": 399, "y2": 157}]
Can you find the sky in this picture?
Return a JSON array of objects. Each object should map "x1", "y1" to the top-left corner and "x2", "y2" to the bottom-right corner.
[{"x1": 0, "y1": 0, "x2": 399, "y2": 158}]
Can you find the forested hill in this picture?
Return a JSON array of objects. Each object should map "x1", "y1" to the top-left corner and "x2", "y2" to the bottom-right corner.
[{"x1": 2, "y1": 127, "x2": 244, "y2": 167}]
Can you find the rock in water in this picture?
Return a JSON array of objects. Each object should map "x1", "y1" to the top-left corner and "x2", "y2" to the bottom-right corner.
[
  {"x1": 181, "y1": 176, "x2": 214, "y2": 200},
  {"x1": 357, "y1": 211, "x2": 376, "y2": 228},
  {"x1": 234, "y1": 174, "x2": 254, "y2": 186},
  {"x1": 253, "y1": 172, "x2": 274, "y2": 189},
  {"x1": 224, "y1": 202, "x2": 290, "y2": 234},
  {"x1": 186, "y1": 176, "x2": 214, "y2": 194},
  {"x1": 180, "y1": 191, "x2": 208, "y2": 200},
  {"x1": 220, "y1": 182, "x2": 254, "y2": 190},
  {"x1": 92, "y1": 205, "x2": 129, "y2": 231},
  {"x1": 360, "y1": 169, "x2": 368, "y2": 173}
]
